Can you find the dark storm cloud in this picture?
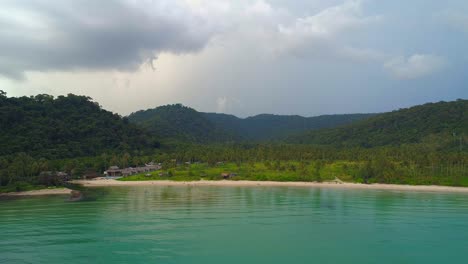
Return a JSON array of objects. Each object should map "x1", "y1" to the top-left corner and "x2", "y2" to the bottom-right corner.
[
  {"x1": 2, "y1": 0, "x2": 467, "y2": 118},
  {"x1": 0, "y1": 0, "x2": 213, "y2": 79}
]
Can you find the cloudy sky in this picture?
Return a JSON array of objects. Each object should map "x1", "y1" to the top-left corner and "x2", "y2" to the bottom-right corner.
[{"x1": 1, "y1": 0, "x2": 467, "y2": 117}]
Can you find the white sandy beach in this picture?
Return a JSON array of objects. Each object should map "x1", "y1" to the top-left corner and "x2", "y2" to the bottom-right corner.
[
  {"x1": 72, "y1": 179, "x2": 468, "y2": 193},
  {"x1": 0, "y1": 188, "x2": 72, "y2": 196},
  {"x1": 2, "y1": 180, "x2": 468, "y2": 197}
]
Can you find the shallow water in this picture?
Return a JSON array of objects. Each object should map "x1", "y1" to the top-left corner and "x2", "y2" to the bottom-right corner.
[{"x1": 1, "y1": 186, "x2": 468, "y2": 263}]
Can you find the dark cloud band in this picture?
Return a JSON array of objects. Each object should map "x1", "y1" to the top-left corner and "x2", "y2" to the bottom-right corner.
[{"x1": 0, "y1": 0, "x2": 213, "y2": 79}]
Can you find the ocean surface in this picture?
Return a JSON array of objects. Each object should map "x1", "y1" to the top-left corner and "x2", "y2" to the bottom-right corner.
[{"x1": 1, "y1": 186, "x2": 468, "y2": 264}]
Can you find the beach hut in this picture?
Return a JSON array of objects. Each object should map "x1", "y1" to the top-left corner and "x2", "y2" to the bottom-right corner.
[{"x1": 105, "y1": 166, "x2": 122, "y2": 177}]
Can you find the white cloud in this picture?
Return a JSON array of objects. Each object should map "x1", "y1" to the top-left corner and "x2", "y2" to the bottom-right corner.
[
  {"x1": 216, "y1": 96, "x2": 242, "y2": 113},
  {"x1": 245, "y1": 0, "x2": 274, "y2": 16},
  {"x1": 216, "y1": 97, "x2": 228, "y2": 113},
  {"x1": 0, "y1": 0, "x2": 386, "y2": 80},
  {"x1": 272, "y1": 0, "x2": 381, "y2": 60},
  {"x1": 384, "y1": 54, "x2": 447, "y2": 80},
  {"x1": 278, "y1": 0, "x2": 378, "y2": 38}
]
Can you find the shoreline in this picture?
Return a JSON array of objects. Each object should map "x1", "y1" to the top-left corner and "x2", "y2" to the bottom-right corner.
[
  {"x1": 72, "y1": 179, "x2": 468, "y2": 193},
  {"x1": 3, "y1": 180, "x2": 468, "y2": 196},
  {"x1": 0, "y1": 188, "x2": 72, "y2": 197}
]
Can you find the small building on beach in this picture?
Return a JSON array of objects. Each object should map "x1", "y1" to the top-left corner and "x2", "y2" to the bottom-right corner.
[{"x1": 104, "y1": 163, "x2": 161, "y2": 178}]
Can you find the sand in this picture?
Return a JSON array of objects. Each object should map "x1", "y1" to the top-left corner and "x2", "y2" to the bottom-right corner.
[
  {"x1": 72, "y1": 179, "x2": 468, "y2": 193},
  {"x1": 0, "y1": 188, "x2": 72, "y2": 196},
  {"x1": 4, "y1": 179, "x2": 466, "y2": 197}
]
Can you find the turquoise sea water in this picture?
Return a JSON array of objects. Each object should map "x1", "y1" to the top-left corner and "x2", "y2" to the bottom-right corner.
[{"x1": 1, "y1": 186, "x2": 468, "y2": 263}]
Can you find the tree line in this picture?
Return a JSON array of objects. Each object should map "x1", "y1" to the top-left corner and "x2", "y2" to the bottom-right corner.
[{"x1": 1, "y1": 143, "x2": 466, "y2": 190}]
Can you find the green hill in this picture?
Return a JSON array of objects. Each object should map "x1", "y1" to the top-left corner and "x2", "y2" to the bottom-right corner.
[
  {"x1": 128, "y1": 104, "x2": 237, "y2": 143},
  {"x1": 288, "y1": 99, "x2": 468, "y2": 149},
  {"x1": 0, "y1": 92, "x2": 158, "y2": 159},
  {"x1": 203, "y1": 112, "x2": 374, "y2": 140},
  {"x1": 129, "y1": 104, "x2": 374, "y2": 142}
]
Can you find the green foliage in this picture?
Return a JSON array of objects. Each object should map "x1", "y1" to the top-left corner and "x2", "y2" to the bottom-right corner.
[
  {"x1": 1, "y1": 94, "x2": 467, "y2": 190},
  {"x1": 289, "y1": 100, "x2": 468, "y2": 150},
  {"x1": 129, "y1": 104, "x2": 374, "y2": 143},
  {"x1": 1, "y1": 143, "x2": 467, "y2": 189},
  {"x1": 204, "y1": 112, "x2": 375, "y2": 141},
  {"x1": 0, "y1": 181, "x2": 43, "y2": 193},
  {"x1": 128, "y1": 104, "x2": 236, "y2": 143},
  {"x1": 313, "y1": 160, "x2": 323, "y2": 182},
  {"x1": 118, "y1": 146, "x2": 468, "y2": 187},
  {"x1": 0, "y1": 93, "x2": 159, "y2": 159}
]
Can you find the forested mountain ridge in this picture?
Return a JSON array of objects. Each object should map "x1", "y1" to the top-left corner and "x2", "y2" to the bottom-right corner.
[
  {"x1": 128, "y1": 104, "x2": 238, "y2": 143},
  {"x1": 129, "y1": 104, "x2": 374, "y2": 142},
  {"x1": 0, "y1": 92, "x2": 158, "y2": 159},
  {"x1": 2, "y1": 90, "x2": 465, "y2": 158},
  {"x1": 288, "y1": 99, "x2": 468, "y2": 149},
  {"x1": 203, "y1": 112, "x2": 375, "y2": 140}
]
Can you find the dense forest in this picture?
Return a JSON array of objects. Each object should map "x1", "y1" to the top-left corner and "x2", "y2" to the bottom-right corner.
[
  {"x1": 0, "y1": 91, "x2": 159, "y2": 159},
  {"x1": 129, "y1": 104, "x2": 374, "y2": 142},
  {"x1": 0, "y1": 90, "x2": 466, "y2": 192},
  {"x1": 289, "y1": 100, "x2": 468, "y2": 150},
  {"x1": 128, "y1": 104, "x2": 237, "y2": 143},
  {"x1": 203, "y1": 112, "x2": 375, "y2": 141}
]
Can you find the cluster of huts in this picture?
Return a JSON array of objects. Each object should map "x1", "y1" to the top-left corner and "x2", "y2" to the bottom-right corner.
[{"x1": 104, "y1": 162, "x2": 161, "y2": 177}]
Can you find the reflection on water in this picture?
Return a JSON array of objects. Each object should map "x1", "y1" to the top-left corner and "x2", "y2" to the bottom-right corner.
[{"x1": 1, "y1": 186, "x2": 468, "y2": 264}]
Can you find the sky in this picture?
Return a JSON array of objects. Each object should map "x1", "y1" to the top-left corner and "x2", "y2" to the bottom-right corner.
[{"x1": 0, "y1": 0, "x2": 467, "y2": 117}]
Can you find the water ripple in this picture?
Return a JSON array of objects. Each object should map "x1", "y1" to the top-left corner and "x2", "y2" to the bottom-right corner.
[{"x1": 2, "y1": 186, "x2": 468, "y2": 263}]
